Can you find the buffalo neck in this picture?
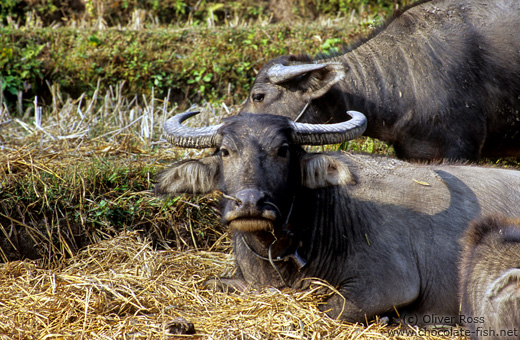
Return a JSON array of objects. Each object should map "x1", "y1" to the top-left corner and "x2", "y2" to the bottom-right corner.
[
  {"x1": 237, "y1": 228, "x2": 293, "y2": 260},
  {"x1": 232, "y1": 225, "x2": 304, "y2": 288},
  {"x1": 314, "y1": 11, "x2": 470, "y2": 143},
  {"x1": 232, "y1": 184, "x2": 372, "y2": 289},
  {"x1": 293, "y1": 186, "x2": 369, "y2": 253},
  {"x1": 317, "y1": 47, "x2": 404, "y2": 143}
]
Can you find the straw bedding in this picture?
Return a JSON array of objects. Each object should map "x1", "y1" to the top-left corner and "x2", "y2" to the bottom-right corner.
[{"x1": 0, "y1": 231, "x2": 462, "y2": 339}]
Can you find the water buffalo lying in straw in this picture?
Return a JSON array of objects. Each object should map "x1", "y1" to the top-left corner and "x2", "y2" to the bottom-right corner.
[
  {"x1": 459, "y1": 215, "x2": 520, "y2": 339},
  {"x1": 240, "y1": 0, "x2": 520, "y2": 161},
  {"x1": 155, "y1": 111, "x2": 520, "y2": 325}
]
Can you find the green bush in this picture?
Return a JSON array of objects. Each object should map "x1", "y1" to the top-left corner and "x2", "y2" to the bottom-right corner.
[{"x1": 0, "y1": 23, "x2": 367, "y2": 113}]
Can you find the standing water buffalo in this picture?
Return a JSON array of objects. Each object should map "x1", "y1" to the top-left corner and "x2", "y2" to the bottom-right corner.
[
  {"x1": 459, "y1": 215, "x2": 520, "y2": 339},
  {"x1": 155, "y1": 110, "x2": 520, "y2": 324},
  {"x1": 240, "y1": 0, "x2": 520, "y2": 161}
]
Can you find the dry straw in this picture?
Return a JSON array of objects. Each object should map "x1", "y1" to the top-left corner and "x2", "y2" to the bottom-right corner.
[{"x1": 0, "y1": 231, "x2": 461, "y2": 339}]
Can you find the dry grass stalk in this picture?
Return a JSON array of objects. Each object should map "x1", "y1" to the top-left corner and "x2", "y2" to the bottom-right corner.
[
  {"x1": 0, "y1": 232, "x2": 463, "y2": 340},
  {"x1": 0, "y1": 128, "x2": 227, "y2": 264},
  {"x1": 2, "y1": 81, "x2": 236, "y2": 154}
]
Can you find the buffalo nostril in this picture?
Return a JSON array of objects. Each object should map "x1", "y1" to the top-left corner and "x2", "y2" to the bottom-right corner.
[
  {"x1": 235, "y1": 189, "x2": 266, "y2": 209},
  {"x1": 263, "y1": 201, "x2": 282, "y2": 216}
]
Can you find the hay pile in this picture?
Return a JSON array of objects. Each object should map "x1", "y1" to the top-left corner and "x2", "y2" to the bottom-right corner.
[
  {"x1": 0, "y1": 231, "x2": 462, "y2": 340},
  {"x1": 0, "y1": 88, "x2": 231, "y2": 264},
  {"x1": 0, "y1": 142, "x2": 226, "y2": 264}
]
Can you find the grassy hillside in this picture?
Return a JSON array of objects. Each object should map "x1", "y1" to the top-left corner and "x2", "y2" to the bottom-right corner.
[
  {"x1": 0, "y1": 0, "x2": 417, "y2": 115},
  {"x1": 0, "y1": 23, "x2": 367, "y2": 113}
]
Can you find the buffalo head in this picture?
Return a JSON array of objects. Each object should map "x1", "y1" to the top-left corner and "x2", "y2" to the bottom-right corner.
[
  {"x1": 154, "y1": 110, "x2": 366, "y2": 233},
  {"x1": 240, "y1": 55, "x2": 346, "y2": 123}
]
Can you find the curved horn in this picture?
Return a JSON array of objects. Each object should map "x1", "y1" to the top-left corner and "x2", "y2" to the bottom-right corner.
[
  {"x1": 290, "y1": 111, "x2": 367, "y2": 145},
  {"x1": 267, "y1": 63, "x2": 328, "y2": 84},
  {"x1": 163, "y1": 111, "x2": 223, "y2": 149}
]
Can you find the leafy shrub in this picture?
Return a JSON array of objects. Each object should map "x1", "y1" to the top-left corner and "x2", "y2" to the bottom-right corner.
[
  {"x1": 1, "y1": 23, "x2": 365, "y2": 114},
  {"x1": 0, "y1": 30, "x2": 45, "y2": 111}
]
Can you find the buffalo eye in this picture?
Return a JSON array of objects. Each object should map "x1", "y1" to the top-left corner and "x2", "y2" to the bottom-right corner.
[
  {"x1": 277, "y1": 144, "x2": 289, "y2": 158},
  {"x1": 252, "y1": 93, "x2": 264, "y2": 102},
  {"x1": 219, "y1": 147, "x2": 230, "y2": 157}
]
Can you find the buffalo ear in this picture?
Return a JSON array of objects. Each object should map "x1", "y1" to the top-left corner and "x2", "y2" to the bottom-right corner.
[
  {"x1": 154, "y1": 156, "x2": 220, "y2": 195},
  {"x1": 300, "y1": 154, "x2": 355, "y2": 189},
  {"x1": 297, "y1": 63, "x2": 346, "y2": 101}
]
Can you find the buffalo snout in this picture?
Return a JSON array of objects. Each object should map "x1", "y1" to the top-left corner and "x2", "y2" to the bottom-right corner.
[
  {"x1": 234, "y1": 189, "x2": 267, "y2": 209},
  {"x1": 224, "y1": 189, "x2": 278, "y2": 232}
]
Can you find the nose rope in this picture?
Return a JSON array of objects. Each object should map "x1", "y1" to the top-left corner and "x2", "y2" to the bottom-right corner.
[
  {"x1": 237, "y1": 197, "x2": 302, "y2": 288},
  {"x1": 263, "y1": 201, "x2": 281, "y2": 217},
  {"x1": 281, "y1": 197, "x2": 295, "y2": 234},
  {"x1": 269, "y1": 241, "x2": 291, "y2": 287},
  {"x1": 294, "y1": 101, "x2": 310, "y2": 122}
]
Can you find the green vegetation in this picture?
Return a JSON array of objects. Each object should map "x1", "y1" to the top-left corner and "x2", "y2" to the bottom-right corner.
[
  {"x1": 1, "y1": 0, "x2": 405, "y2": 27},
  {"x1": 0, "y1": 0, "x2": 417, "y2": 115},
  {"x1": 0, "y1": 23, "x2": 368, "y2": 115}
]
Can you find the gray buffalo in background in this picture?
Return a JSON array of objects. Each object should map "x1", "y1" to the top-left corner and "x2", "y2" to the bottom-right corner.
[
  {"x1": 155, "y1": 110, "x2": 520, "y2": 325},
  {"x1": 240, "y1": 0, "x2": 520, "y2": 161},
  {"x1": 459, "y1": 215, "x2": 520, "y2": 340}
]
